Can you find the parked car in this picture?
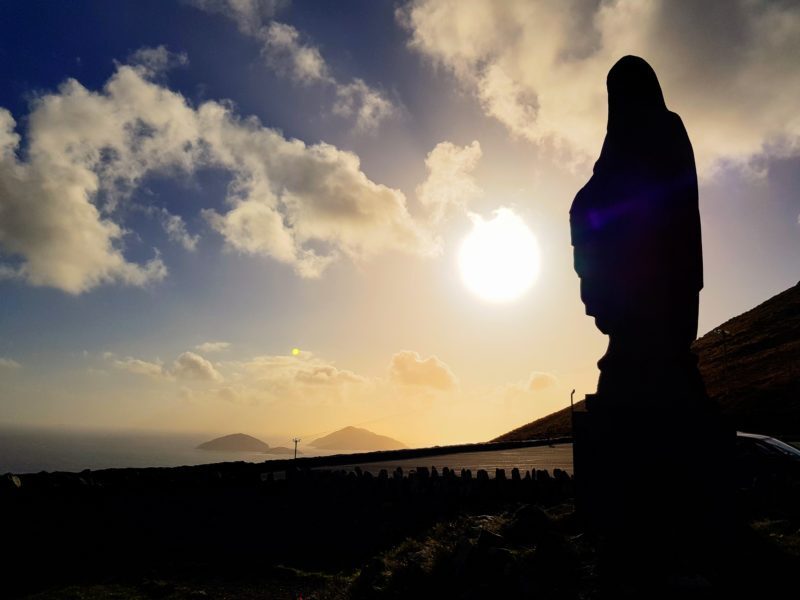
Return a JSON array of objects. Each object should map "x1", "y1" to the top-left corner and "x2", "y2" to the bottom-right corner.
[
  {"x1": 735, "y1": 431, "x2": 800, "y2": 515},
  {"x1": 737, "y1": 431, "x2": 800, "y2": 461}
]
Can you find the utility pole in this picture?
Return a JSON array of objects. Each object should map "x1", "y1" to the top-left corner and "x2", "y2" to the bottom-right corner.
[
  {"x1": 570, "y1": 389, "x2": 576, "y2": 436},
  {"x1": 292, "y1": 437, "x2": 300, "y2": 460}
]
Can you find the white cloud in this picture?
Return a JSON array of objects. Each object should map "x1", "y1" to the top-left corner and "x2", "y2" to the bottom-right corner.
[
  {"x1": 399, "y1": 0, "x2": 800, "y2": 172},
  {"x1": 0, "y1": 103, "x2": 167, "y2": 294},
  {"x1": 416, "y1": 140, "x2": 482, "y2": 224},
  {"x1": 0, "y1": 58, "x2": 433, "y2": 292},
  {"x1": 261, "y1": 21, "x2": 330, "y2": 84},
  {"x1": 158, "y1": 209, "x2": 199, "y2": 251},
  {"x1": 0, "y1": 357, "x2": 21, "y2": 369},
  {"x1": 184, "y1": 0, "x2": 285, "y2": 35},
  {"x1": 389, "y1": 350, "x2": 457, "y2": 391},
  {"x1": 194, "y1": 341, "x2": 231, "y2": 353},
  {"x1": 128, "y1": 45, "x2": 188, "y2": 78},
  {"x1": 172, "y1": 351, "x2": 223, "y2": 382},
  {"x1": 333, "y1": 79, "x2": 397, "y2": 132},
  {"x1": 190, "y1": 3, "x2": 396, "y2": 131}
]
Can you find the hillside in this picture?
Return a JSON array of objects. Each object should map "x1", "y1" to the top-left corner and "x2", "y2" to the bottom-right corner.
[
  {"x1": 495, "y1": 282, "x2": 800, "y2": 441},
  {"x1": 310, "y1": 426, "x2": 407, "y2": 451},
  {"x1": 197, "y1": 433, "x2": 270, "y2": 452}
]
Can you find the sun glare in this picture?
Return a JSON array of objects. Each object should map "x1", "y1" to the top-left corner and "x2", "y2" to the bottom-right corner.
[{"x1": 458, "y1": 209, "x2": 540, "y2": 303}]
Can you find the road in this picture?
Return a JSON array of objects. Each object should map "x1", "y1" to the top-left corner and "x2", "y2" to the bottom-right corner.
[{"x1": 331, "y1": 443, "x2": 574, "y2": 476}]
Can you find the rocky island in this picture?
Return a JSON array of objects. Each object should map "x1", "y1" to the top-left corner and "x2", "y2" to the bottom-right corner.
[
  {"x1": 310, "y1": 426, "x2": 406, "y2": 451},
  {"x1": 196, "y1": 433, "x2": 270, "y2": 452}
]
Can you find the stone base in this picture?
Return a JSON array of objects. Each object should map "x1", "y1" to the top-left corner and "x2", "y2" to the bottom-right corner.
[{"x1": 573, "y1": 394, "x2": 736, "y2": 579}]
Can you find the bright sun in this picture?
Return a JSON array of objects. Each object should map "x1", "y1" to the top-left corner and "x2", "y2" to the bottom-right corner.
[{"x1": 458, "y1": 209, "x2": 540, "y2": 303}]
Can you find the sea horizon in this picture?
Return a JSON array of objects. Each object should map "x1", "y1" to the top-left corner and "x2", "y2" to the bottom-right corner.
[{"x1": 0, "y1": 424, "x2": 334, "y2": 474}]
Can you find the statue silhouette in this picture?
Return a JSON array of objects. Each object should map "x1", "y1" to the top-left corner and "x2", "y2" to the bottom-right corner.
[
  {"x1": 570, "y1": 56, "x2": 734, "y2": 587},
  {"x1": 570, "y1": 55, "x2": 705, "y2": 406}
]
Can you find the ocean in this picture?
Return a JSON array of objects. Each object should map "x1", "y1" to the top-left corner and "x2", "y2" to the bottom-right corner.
[
  {"x1": 0, "y1": 426, "x2": 294, "y2": 474},
  {"x1": 0, "y1": 425, "x2": 574, "y2": 475}
]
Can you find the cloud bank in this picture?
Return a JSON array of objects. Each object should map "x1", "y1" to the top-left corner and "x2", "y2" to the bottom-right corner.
[
  {"x1": 416, "y1": 140, "x2": 482, "y2": 224},
  {"x1": 0, "y1": 54, "x2": 433, "y2": 293},
  {"x1": 399, "y1": 0, "x2": 800, "y2": 172},
  {"x1": 190, "y1": 0, "x2": 396, "y2": 131}
]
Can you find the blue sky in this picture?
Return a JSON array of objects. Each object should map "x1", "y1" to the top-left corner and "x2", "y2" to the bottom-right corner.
[{"x1": 0, "y1": 1, "x2": 797, "y2": 445}]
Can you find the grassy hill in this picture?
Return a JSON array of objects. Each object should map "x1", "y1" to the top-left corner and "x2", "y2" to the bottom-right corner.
[{"x1": 494, "y1": 282, "x2": 800, "y2": 441}]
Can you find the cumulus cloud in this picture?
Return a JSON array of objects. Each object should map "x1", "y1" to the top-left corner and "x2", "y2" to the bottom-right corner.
[
  {"x1": 399, "y1": 0, "x2": 800, "y2": 172},
  {"x1": 389, "y1": 350, "x2": 457, "y2": 391},
  {"x1": 128, "y1": 45, "x2": 188, "y2": 78},
  {"x1": 172, "y1": 351, "x2": 223, "y2": 382},
  {"x1": 0, "y1": 357, "x2": 21, "y2": 369},
  {"x1": 0, "y1": 104, "x2": 167, "y2": 294},
  {"x1": 232, "y1": 353, "x2": 367, "y2": 389},
  {"x1": 416, "y1": 140, "x2": 482, "y2": 224},
  {"x1": 107, "y1": 350, "x2": 222, "y2": 382},
  {"x1": 261, "y1": 21, "x2": 330, "y2": 84},
  {"x1": 195, "y1": 341, "x2": 231, "y2": 353},
  {"x1": 333, "y1": 79, "x2": 397, "y2": 132},
  {"x1": 527, "y1": 371, "x2": 557, "y2": 392},
  {"x1": 0, "y1": 57, "x2": 432, "y2": 292},
  {"x1": 190, "y1": 2, "x2": 396, "y2": 131}
]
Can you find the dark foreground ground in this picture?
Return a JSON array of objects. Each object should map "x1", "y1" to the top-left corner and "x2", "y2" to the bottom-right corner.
[{"x1": 4, "y1": 455, "x2": 799, "y2": 599}]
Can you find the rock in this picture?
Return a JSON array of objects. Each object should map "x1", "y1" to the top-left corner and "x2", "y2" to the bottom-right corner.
[
  {"x1": 476, "y1": 529, "x2": 505, "y2": 550},
  {"x1": 2, "y1": 473, "x2": 22, "y2": 491},
  {"x1": 451, "y1": 538, "x2": 475, "y2": 575},
  {"x1": 503, "y1": 505, "x2": 555, "y2": 544},
  {"x1": 486, "y1": 546, "x2": 516, "y2": 576}
]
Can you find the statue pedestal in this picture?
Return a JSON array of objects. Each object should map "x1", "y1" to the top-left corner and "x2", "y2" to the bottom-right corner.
[{"x1": 573, "y1": 394, "x2": 735, "y2": 580}]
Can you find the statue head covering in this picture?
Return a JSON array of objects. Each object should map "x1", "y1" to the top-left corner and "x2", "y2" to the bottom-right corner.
[
  {"x1": 606, "y1": 55, "x2": 667, "y2": 129},
  {"x1": 595, "y1": 56, "x2": 669, "y2": 173}
]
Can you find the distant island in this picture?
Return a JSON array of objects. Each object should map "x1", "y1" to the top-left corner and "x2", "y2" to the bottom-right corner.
[
  {"x1": 196, "y1": 433, "x2": 270, "y2": 452},
  {"x1": 310, "y1": 426, "x2": 406, "y2": 451}
]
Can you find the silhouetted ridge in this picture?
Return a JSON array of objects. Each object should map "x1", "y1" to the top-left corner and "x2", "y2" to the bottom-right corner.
[{"x1": 495, "y1": 282, "x2": 800, "y2": 441}]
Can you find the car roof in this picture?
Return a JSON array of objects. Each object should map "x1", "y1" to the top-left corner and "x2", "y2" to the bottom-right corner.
[{"x1": 736, "y1": 432, "x2": 770, "y2": 440}]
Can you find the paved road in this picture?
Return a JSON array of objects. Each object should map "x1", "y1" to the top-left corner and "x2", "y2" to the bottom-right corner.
[{"x1": 332, "y1": 443, "x2": 574, "y2": 477}]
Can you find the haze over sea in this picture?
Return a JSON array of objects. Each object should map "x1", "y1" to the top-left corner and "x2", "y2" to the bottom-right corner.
[
  {"x1": 0, "y1": 426, "x2": 303, "y2": 474},
  {"x1": 0, "y1": 425, "x2": 574, "y2": 475}
]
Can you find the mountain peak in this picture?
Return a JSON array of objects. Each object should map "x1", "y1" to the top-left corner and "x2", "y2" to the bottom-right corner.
[{"x1": 310, "y1": 426, "x2": 406, "y2": 451}]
